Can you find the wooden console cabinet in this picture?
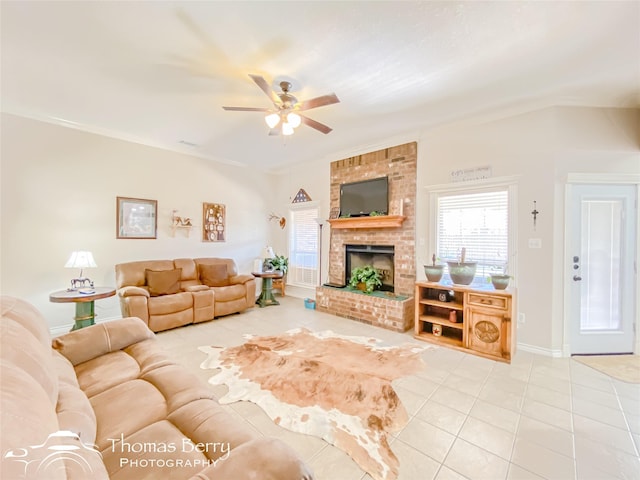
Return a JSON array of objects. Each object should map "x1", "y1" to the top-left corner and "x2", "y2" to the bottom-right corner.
[{"x1": 414, "y1": 282, "x2": 514, "y2": 363}]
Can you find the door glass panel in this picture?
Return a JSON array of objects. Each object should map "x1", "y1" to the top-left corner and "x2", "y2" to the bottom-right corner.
[{"x1": 580, "y1": 199, "x2": 622, "y2": 331}]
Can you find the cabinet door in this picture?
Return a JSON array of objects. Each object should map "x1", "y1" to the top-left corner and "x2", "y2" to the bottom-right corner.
[{"x1": 467, "y1": 308, "x2": 507, "y2": 359}]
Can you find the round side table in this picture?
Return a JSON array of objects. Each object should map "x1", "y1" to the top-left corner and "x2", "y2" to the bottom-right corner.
[
  {"x1": 49, "y1": 287, "x2": 116, "y2": 331},
  {"x1": 252, "y1": 272, "x2": 283, "y2": 308}
]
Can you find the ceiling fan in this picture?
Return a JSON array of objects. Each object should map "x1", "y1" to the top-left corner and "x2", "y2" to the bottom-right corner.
[{"x1": 222, "y1": 74, "x2": 340, "y2": 135}]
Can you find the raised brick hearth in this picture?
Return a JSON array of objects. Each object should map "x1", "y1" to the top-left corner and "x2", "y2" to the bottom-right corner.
[{"x1": 316, "y1": 142, "x2": 417, "y2": 332}]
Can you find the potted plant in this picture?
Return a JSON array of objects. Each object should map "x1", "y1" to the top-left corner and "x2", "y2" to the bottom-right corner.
[
  {"x1": 490, "y1": 266, "x2": 510, "y2": 290},
  {"x1": 447, "y1": 248, "x2": 476, "y2": 285},
  {"x1": 424, "y1": 253, "x2": 444, "y2": 282},
  {"x1": 262, "y1": 254, "x2": 288, "y2": 275},
  {"x1": 349, "y1": 265, "x2": 382, "y2": 294}
]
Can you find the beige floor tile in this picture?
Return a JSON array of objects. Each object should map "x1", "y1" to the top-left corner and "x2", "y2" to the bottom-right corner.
[
  {"x1": 458, "y1": 416, "x2": 515, "y2": 460},
  {"x1": 528, "y1": 372, "x2": 572, "y2": 395},
  {"x1": 525, "y1": 383, "x2": 571, "y2": 412},
  {"x1": 516, "y1": 415, "x2": 574, "y2": 459},
  {"x1": 478, "y1": 383, "x2": 524, "y2": 413},
  {"x1": 435, "y1": 465, "x2": 470, "y2": 480},
  {"x1": 393, "y1": 384, "x2": 429, "y2": 418},
  {"x1": 430, "y1": 385, "x2": 477, "y2": 414},
  {"x1": 573, "y1": 414, "x2": 638, "y2": 456},
  {"x1": 469, "y1": 399, "x2": 520, "y2": 434},
  {"x1": 574, "y1": 434, "x2": 640, "y2": 480},
  {"x1": 571, "y1": 384, "x2": 620, "y2": 408},
  {"x1": 572, "y1": 395, "x2": 628, "y2": 430},
  {"x1": 390, "y1": 438, "x2": 441, "y2": 480},
  {"x1": 505, "y1": 464, "x2": 545, "y2": 480},
  {"x1": 416, "y1": 399, "x2": 468, "y2": 435},
  {"x1": 442, "y1": 372, "x2": 485, "y2": 397},
  {"x1": 511, "y1": 437, "x2": 575, "y2": 480},
  {"x1": 151, "y1": 296, "x2": 640, "y2": 480},
  {"x1": 521, "y1": 398, "x2": 573, "y2": 432},
  {"x1": 307, "y1": 443, "x2": 364, "y2": 480},
  {"x1": 394, "y1": 374, "x2": 440, "y2": 398},
  {"x1": 397, "y1": 417, "x2": 455, "y2": 463},
  {"x1": 444, "y1": 438, "x2": 509, "y2": 480}
]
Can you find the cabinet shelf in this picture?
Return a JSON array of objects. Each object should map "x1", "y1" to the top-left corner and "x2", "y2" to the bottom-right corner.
[
  {"x1": 419, "y1": 314, "x2": 464, "y2": 330},
  {"x1": 418, "y1": 299, "x2": 464, "y2": 310},
  {"x1": 415, "y1": 331, "x2": 463, "y2": 348}
]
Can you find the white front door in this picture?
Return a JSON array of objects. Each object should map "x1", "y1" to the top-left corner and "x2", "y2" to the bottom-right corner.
[{"x1": 569, "y1": 184, "x2": 637, "y2": 354}]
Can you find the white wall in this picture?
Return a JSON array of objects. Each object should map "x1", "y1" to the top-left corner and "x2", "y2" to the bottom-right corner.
[
  {"x1": 1, "y1": 113, "x2": 277, "y2": 330},
  {"x1": 274, "y1": 106, "x2": 639, "y2": 353}
]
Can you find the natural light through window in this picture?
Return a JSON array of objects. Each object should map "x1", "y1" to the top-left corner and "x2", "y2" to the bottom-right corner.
[
  {"x1": 288, "y1": 206, "x2": 319, "y2": 287},
  {"x1": 437, "y1": 189, "x2": 509, "y2": 282}
]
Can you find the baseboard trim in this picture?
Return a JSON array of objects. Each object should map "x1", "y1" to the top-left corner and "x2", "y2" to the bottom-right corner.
[
  {"x1": 517, "y1": 342, "x2": 564, "y2": 358},
  {"x1": 49, "y1": 315, "x2": 122, "y2": 337}
]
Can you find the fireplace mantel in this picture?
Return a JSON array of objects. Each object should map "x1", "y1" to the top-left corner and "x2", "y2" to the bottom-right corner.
[{"x1": 328, "y1": 215, "x2": 406, "y2": 230}]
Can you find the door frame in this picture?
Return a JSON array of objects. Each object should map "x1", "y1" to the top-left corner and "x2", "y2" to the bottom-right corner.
[{"x1": 563, "y1": 173, "x2": 640, "y2": 356}]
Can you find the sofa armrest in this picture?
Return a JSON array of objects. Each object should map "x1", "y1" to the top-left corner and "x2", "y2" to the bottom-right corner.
[
  {"x1": 118, "y1": 286, "x2": 150, "y2": 297},
  {"x1": 184, "y1": 284, "x2": 210, "y2": 292},
  {"x1": 229, "y1": 274, "x2": 254, "y2": 285},
  {"x1": 189, "y1": 437, "x2": 313, "y2": 480},
  {"x1": 52, "y1": 317, "x2": 155, "y2": 366}
]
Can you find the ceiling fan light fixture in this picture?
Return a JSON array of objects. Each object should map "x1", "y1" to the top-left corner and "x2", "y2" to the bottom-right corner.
[
  {"x1": 287, "y1": 112, "x2": 301, "y2": 128},
  {"x1": 282, "y1": 122, "x2": 294, "y2": 136},
  {"x1": 265, "y1": 113, "x2": 280, "y2": 128}
]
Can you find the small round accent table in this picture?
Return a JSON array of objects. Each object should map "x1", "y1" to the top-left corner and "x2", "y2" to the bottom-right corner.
[
  {"x1": 252, "y1": 272, "x2": 283, "y2": 308},
  {"x1": 49, "y1": 287, "x2": 116, "y2": 331}
]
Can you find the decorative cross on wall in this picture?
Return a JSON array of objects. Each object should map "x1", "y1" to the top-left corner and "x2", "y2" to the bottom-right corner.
[{"x1": 531, "y1": 201, "x2": 539, "y2": 230}]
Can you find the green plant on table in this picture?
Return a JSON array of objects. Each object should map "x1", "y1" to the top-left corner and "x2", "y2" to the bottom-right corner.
[
  {"x1": 264, "y1": 254, "x2": 288, "y2": 274},
  {"x1": 349, "y1": 265, "x2": 382, "y2": 294}
]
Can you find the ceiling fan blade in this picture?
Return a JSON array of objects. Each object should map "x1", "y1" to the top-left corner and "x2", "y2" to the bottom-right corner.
[
  {"x1": 222, "y1": 106, "x2": 270, "y2": 112},
  {"x1": 248, "y1": 74, "x2": 280, "y2": 106},
  {"x1": 298, "y1": 93, "x2": 340, "y2": 111},
  {"x1": 299, "y1": 114, "x2": 333, "y2": 134},
  {"x1": 268, "y1": 128, "x2": 280, "y2": 136}
]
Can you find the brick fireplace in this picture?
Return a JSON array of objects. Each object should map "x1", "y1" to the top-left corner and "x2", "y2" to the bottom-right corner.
[{"x1": 316, "y1": 142, "x2": 417, "y2": 332}]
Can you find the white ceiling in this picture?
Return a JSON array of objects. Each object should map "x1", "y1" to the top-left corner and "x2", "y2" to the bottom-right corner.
[{"x1": 2, "y1": 1, "x2": 639, "y2": 171}]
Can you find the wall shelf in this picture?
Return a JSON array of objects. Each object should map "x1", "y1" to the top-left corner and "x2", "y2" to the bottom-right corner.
[{"x1": 327, "y1": 215, "x2": 406, "y2": 229}]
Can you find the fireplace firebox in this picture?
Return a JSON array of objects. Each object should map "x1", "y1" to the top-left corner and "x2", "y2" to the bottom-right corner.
[{"x1": 345, "y1": 244, "x2": 395, "y2": 292}]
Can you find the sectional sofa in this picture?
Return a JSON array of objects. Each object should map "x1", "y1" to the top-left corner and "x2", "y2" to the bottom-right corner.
[{"x1": 0, "y1": 296, "x2": 313, "y2": 479}]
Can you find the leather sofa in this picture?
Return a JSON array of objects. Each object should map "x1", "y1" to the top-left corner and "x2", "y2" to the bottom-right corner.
[
  {"x1": 115, "y1": 258, "x2": 256, "y2": 332},
  {"x1": 0, "y1": 296, "x2": 313, "y2": 480}
]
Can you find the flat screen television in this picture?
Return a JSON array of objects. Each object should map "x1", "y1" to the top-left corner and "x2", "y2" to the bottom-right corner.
[{"x1": 340, "y1": 176, "x2": 388, "y2": 217}]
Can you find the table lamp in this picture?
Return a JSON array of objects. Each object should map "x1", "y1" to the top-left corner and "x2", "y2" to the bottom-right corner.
[{"x1": 65, "y1": 251, "x2": 97, "y2": 290}]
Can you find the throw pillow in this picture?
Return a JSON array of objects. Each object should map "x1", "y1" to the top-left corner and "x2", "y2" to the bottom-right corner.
[
  {"x1": 199, "y1": 263, "x2": 229, "y2": 287},
  {"x1": 145, "y1": 268, "x2": 182, "y2": 297}
]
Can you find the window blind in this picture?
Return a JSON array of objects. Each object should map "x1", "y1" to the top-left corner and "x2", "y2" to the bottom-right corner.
[
  {"x1": 437, "y1": 190, "x2": 509, "y2": 280},
  {"x1": 288, "y1": 207, "x2": 319, "y2": 287}
]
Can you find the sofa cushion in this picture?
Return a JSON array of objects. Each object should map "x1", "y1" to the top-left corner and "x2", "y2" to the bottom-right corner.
[
  {"x1": 199, "y1": 263, "x2": 229, "y2": 287},
  {"x1": 146, "y1": 268, "x2": 182, "y2": 297}
]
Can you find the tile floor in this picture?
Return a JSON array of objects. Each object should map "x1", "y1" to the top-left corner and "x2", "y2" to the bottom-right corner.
[{"x1": 155, "y1": 296, "x2": 640, "y2": 480}]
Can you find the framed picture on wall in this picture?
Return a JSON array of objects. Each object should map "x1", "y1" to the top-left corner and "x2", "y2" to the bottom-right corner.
[
  {"x1": 202, "y1": 203, "x2": 226, "y2": 242},
  {"x1": 116, "y1": 196, "x2": 157, "y2": 239}
]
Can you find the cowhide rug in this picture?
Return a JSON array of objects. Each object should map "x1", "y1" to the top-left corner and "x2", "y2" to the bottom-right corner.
[{"x1": 199, "y1": 328, "x2": 431, "y2": 480}]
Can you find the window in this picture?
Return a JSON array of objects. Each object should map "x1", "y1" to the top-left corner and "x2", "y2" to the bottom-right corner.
[
  {"x1": 433, "y1": 186, "x2": 513, "y2": 283},
  {"x1": 288, "y1": 205, "x2": 320, "y2": 287}
]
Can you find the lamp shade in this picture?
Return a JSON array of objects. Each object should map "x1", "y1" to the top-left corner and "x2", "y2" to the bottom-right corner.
[
  {"x1": 265, "y1": 113, "x2": 280, "y2": 128},
  {"x1": 287, "y1": 112, "x2": 301, "y2": 128},
  {"x1": 65, "y1": 251, "x2": 97, "y2": 269},
  {"x1": 262, "y1": 246, "x2": 275, "y2": 259},
  {"x1": 282, "y1": 122, "x2": 294, "y2": 136}
]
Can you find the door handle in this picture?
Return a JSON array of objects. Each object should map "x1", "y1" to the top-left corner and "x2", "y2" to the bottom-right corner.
[{"x1": 573, "y1": 275, "x2": 582, "y2": 281}]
